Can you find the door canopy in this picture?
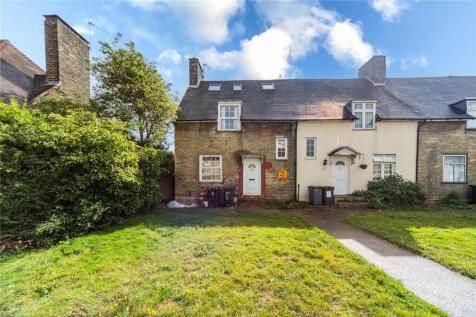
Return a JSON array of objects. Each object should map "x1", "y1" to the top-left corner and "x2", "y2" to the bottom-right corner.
[{"x1": 327, "y1": 146, "x2": 359, "y2": 156}]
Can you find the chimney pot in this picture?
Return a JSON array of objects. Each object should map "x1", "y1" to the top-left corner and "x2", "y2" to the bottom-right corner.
[{"x1": 358, "y1": 55, "x2": 386, "y2": 85}]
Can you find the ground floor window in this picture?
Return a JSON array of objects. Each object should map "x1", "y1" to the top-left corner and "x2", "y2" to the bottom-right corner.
[
  {"x1": 305, "y1": 137, "x2": 316, "y2": 159},
  {"x1": 199, "y1": 155, "x2": 222, "y2": 182},
  {"x1": 373, "y1": 154, "x2": 396, "y2": 179},
  {"x1": 443, "y1": 155, "x2": 466, "y2": 183}
]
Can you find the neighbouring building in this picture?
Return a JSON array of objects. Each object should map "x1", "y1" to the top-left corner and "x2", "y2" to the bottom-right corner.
[
  {"x1": 0, "y1": 15, "x2": 90, "y2": 104},
  {"x1": 176, "y1": 56, "x2": 475, "y2": 204}
]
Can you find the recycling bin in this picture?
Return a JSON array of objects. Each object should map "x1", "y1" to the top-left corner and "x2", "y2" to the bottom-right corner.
[
  {"x1": 470, "y1": 185, "x2": 476, "y2": 204},
  {"x1": 322, "y1": 186, "x2": 335, "y2": 205},
  {"x1": 207, "y1": 188, "x2": 220, "y2": 208},
  {"x1": 308, "y1": 186, "x2": 324, "y2": 205},
  {"x1": 223, "y1": 187, "x2": 235, "y2": 207}
]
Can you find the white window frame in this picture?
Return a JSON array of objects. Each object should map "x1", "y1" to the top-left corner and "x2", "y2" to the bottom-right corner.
[
  {"x1": 262, "y1": 82, "x2": 274, "y2": 90},
  {"x1": 208, "y1": 84, "x2": 221, "y2": 91},
  {"x1": 233, "y1": 83, "x2": 242, "y2": 91},
  {"x1": 199, "y1": 155, "x2": 222, "y2": 182},
  {"x1": 305, "y1": 137, "x2": 316, "y2": 159},
  {"x1": 373, "y1": 154, "x2": 396, "y2": 179},
  {"x1": 443, "y1": 154, "x2": 467, "y2": 183},
  {"x1": 276, "y1": 138, "x2": 288, "y2": 160},
  {"x1": 217, "y1": 102, "x2": 241, "y2": 131},
  {"x1": 353, "y1": 102, "x2": 376, "y2": 129},
  {"x1": 467, "y1": 100, "x2": 476, "y2": 129}
]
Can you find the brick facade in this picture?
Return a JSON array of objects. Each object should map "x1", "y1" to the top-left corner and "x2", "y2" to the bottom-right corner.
[
  {"x1": 417, "y1": 121, "x2": 476, "y2": 201},
  {"x1": 44, "y1": 15, "x2": 90, "y2": 103},
  {"x1": 175, "y1": 121, "x2": 296, "y2": 204}
]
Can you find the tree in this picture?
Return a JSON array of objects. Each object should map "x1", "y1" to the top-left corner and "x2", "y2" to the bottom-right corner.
[{"x1": 91, "y1": 35, "x2": 177, "y2": 146}]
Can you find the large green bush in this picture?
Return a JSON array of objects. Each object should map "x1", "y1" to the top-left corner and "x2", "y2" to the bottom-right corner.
[
  {"x1": 357, "y1": 175, "x2": 426, "y2": 209},
  {"x1": 0, "y1": 101, "x2": 169, "y2": 243}
]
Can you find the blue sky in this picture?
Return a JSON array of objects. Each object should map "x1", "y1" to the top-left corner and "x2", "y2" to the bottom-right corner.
[{"x1": 1, "y1": 0, "x2": 476, "y2": 97}]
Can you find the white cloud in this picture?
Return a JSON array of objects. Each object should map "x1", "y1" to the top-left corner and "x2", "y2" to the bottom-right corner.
[
  {"x1": 200, "y1": 1, "x2": 376, "y2": 79},
  {"x1": 370, "y1": 0, "x2": 407, "y2": 21},
  {"x1": 127, "y1": 0, "x2": 244, "y2": 44},
  {"x1": 158, "y1": 49, "x2": 182, "y2": 65},
  {"x1": 400, "y1": 55, "x2": 428, "y2": 70},
  {"x1": 326, "y1": 20, "x2": 374, "y2": 66},
  {"x1": 200, "y1": 28, "x2": 293, "y2": 79},
  {"x1": 167, "y1": 0, "x2": 244, "y2": 44},
  {"x1": 73, "y1": 25, "x2": 94, "y2": 37}
]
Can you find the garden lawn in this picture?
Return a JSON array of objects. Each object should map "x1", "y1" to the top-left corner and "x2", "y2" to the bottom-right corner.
[
  {"x1": 347, "y1": 211, "x2": 476, "y2": 279},
  {"x1": 1, "y1": 209, "x2": 444, "y2": 316}
]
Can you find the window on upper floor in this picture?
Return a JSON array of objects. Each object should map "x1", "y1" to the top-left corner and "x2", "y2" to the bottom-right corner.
[
  {"x1": 276, "y1": 138, "x2": 288, "y2": 160},
  {"x1": 467, "y1": 100, "x2": 476, "y2": 129},
  {"x1": 262, "y1": 82, "x2": 274, "y2": 90},
  {"x1": 218, "y1": 102, "x2": 241, "y2": 131},
  {"x1": 233, "y1": 83, "x2": 242, "y2": 91},
  {"x1": 208, "y1": 84, "x2": 221, "y2": 91},
  {"x1": 305, "y1": 137, "x2": 316, "y2": 159},
  {"x1": 199, "y1": 155, "x2": 222, "y2": 182},
  {"x1": 443, "y1": 155, "x2": 466, "y2": 183},
  {"x1": 353, "y1": 102, "x2": 376, "y2": 129},
  {"x1": 373, "y1": 154, "x2": 396, "y2": 179}
]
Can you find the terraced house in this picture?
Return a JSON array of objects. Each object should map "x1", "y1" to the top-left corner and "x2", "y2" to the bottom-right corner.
[{"x1": 175, "y1": 56, "x2": 476, "y2": 204}]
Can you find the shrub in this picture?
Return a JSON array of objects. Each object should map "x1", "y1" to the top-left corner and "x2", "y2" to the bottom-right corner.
[
  {"x1": 438, "y1": 191, "x2": 473, "y2": 209},
  {"x1": 0, "y1": 101, "x2": 146, "y2": 242},
  {"x1": 360, "y1": 175, "x2": 426, "y2": 209},
  {"x1": 138, "y1": 147, "x2": 173, "y2": 209}
]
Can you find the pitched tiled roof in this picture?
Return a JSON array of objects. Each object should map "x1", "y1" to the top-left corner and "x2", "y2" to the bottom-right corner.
[
  {"x1": 0, "y1": 40, "x2": 54, "y2": 103},
  {"x1": 178, "y1": 76, "x2": 476, "y2": 121}
]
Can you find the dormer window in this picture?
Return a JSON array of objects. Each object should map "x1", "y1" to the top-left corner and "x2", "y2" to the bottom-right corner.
[
  {"x1": 262, "y1": 82, "x2": 274, "y2": 90},
  {"x1": 467, "y1": 100, "x2": 476, "y2": 129},
  {"x1": 233, "y1": 83, "x2": 242, "y2": 91},
  {"x1": 208, "y1": 84, "x2": 221, "y2": 91},
  {"x1": 352, "y1": 102, "x2": 376, "y2": 129},
  {"x1": 218, "y1": 102, "x2": 241, "y2": 131}
]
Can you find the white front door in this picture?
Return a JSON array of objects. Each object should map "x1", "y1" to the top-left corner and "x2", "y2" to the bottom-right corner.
[
  {"x1": 243, "y1": 158, "x2": 261, "y2": 196},
  {"x1": 332, "y1": 157, "x2": 349, "y2": 195}
]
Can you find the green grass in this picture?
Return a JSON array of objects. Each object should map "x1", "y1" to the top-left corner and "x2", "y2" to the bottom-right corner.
[
  {"x1": 1, "y1": 209, "x2": 444, "y2": 316},
  {"x1": 347, "y1": 211, "x2": 476, "y2": 279}
]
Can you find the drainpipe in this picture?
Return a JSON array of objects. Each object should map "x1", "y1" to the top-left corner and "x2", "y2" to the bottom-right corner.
[
  {"x1": 294, "y1": 121, "x2": 298, "y2": 201},
  {"x1": 416, "y1": 120, "x2": 426, "y2": 184}
]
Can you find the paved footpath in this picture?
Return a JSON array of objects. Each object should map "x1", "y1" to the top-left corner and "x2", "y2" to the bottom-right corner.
[{"x1": 301, "y1": 210, "x2": 476, "y2": 317}]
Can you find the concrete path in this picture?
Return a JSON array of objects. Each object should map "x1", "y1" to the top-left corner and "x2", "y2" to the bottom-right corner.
[{"x1": 301, "y1": 210, "x2": 476, "y2": 317}]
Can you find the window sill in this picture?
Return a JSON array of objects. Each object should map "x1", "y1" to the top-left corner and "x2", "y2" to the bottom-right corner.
[
  {"x1": 217, "y1": 129, "x2": 241, "y2": 132},
  {"x1": 352, "y1": 128, "x2": 376, "y2": 131},
  {"x1": 199, "y1": 180, "x2": 223, "y2": 183},
  {"x1": 305, "y1": 157, "x2": 316, "y2": 160},
  {"x1": 441, "y1": 182, "x2": 467, "y2": 185},
  {"x1": 276, "y1": 158, "x2": 288, "y2": 161}
]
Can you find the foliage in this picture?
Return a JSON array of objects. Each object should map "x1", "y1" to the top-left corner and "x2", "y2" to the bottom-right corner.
[
  {"x1": 35, "y1": 96, "x2": 94, "y2": 115},
  {"x1": 138, "y1": 147, "x2": 173, "y2": 209},
  {"x1": 0, "y1": 100, "x2": 169, "y2": 242},
  {"x1": 264, "y1": 200, "x2": 312, "y2": 209},
  {"x1": 91, "y1": 35, "x2": 178, "y2": 146},
  {"x1": 347, "y1": 211, "x2": 476, "y2": 278},
  {"x1": 359, "y1": 175, "x2": 426, "y2": 208},
  {"x1": 438, "y1": 191, "x2": 474, "y2": 209},
  {"x1": 0, "y1": 210, "x2": 445, "y2": 316}
]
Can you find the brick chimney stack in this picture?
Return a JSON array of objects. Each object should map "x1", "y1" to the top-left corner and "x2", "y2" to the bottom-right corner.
[
  {"x1": 358, "y1": 55, "x2": 386, "y2": 85},
  {"x1": 189, "y1": 58, "x2": 204, "y2": 87},
  {"x1": 44, "y1": 15, "x2": 90, "y2": 101}
]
